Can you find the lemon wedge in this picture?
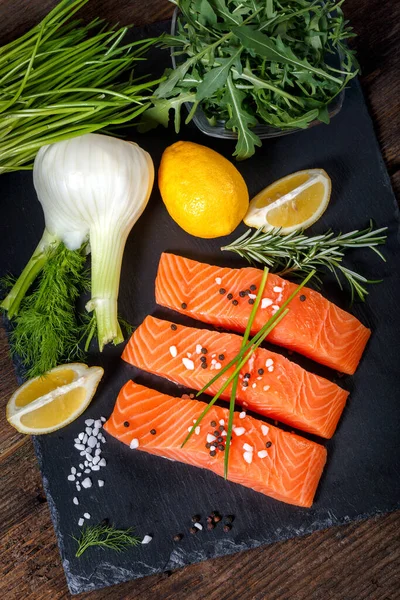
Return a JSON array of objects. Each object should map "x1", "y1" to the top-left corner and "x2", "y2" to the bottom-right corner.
[
  {"x1": 244, "y1": 169, "x2": 331, "y2": 234},
  {"x1": 6, "y1": 363, "x2": 104, "y2": 435}
]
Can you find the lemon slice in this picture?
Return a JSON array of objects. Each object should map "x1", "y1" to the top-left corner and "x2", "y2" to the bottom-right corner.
[
  {"x1": 6, "y1": 363, "x2": 104, "y2": 435},
  {"x1": 244, "y1": 169, "x2": 331, "y2": 233}
]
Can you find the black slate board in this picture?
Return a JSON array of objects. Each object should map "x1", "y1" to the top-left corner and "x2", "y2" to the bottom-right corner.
[{"x1": 1, "y1": 21, "x2": 400, "y2": 595}]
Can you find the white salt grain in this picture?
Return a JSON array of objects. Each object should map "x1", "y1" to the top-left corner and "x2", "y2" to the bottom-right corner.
[
  {"x1": 233, "y1": 427, "x2": 245, "y2": 436},
  {"x1": 99, "y1": 458, "x2": 106, "y2": 467},
  {"x1": 85, "y1": 427, "x2": 92, "y2": 436},
  {"x1": 78, "y1": 432, "x2": 84, "y2": 441},
  {"x1": 79, "y1": 463, "x2": 84, "y2": 469},
  {"x1": 261, "y1": 424, "x2": 270, "y2": 436},
  {"x1": 141, "y1": 535, "x2": 153, "y2": 544},
  {"x1": 248, "y1": 293, "x2": 256, "y2": 299},
  {"x1": 92, "y1": 428, "x2": 100, "y2": 437},
  {"x1": 265, "y1": 358, "x2": 274, "y2": 367},
  {"x1": 73, "y1": 497, "x2": 79, "y2": 505},
  {"x1": 215, "y1": 277, "x2": 222, "y2": 285},
  {"x1": 87, "y1": 436, "x2": 97, "y2": 448},
  {"x1": 258, "y1": 450, "x2": 268, "y2": 459},
  {"x1": 263, "y1": 385, "x2": 270, "y2": 392},
  {"x1": 83, "y1": 512, "x2": 91, "y2": 519},
  {"x1": 261, "y1": 298, "x2": 273, "y2": 309},
  {"x1": 252, "y1": 383, "x2": 257, "y2": 389},
  {"x1": 268, "y1": 366, "x2": 274, "y2": 372},
  {"x1": 74, "y1": 443, "x2": 85, "y2": 451},
  {"x1": 206, "y1": 433, "x2": 217, "y2": 443},
  {"x1": 215, "y1": 362, "x2": 221, "y2": 370},
  {"x1": 100, "y1": 416, "x2": 106, "y2": 423},
  {"x1": 85, "y1": 419, "x2": 94, "y2": 426},
  {"x1": 76, "y1": 483, "x2": 81, "y2": 491},
  {"x1": 195, "y1": 426, "x2": 201, "y2": 435},
  {"x1": 194, "y1": 523, "x2": 203, "y2": 530},
  {"x1": 84, "y1": 469, "x2": 91, "y2": 474},
  {"x1": 130, "y1": 438, "x2": 139, "y2": 449},
  {"x1": 82, "y1": 434, "x2": 88, "y2": 444},
  {"x1": 169, "y1": 345, "x2": 178, "y2": 358},
  {"x1": 81, "y1": 477, "x2": 92, "y2": 489},
  {"x1": 196, "y1": 344, "x2": 202, "y2": 354},
  {"x1": 95, "y1": 449, "x2": 101, "y2": 456},
  {"x1": 239, "y1": 411, "x2": 246, "y2": 419},
  {"x1": 219, "y1": 419, "x2": 225, "y2": 426},
  {"x1": 98, "y1": 480, "x2": 104, "y2": 487},
  {"x1": 67, "y1": 474, "x2": 75, "y2": 481},
  {"x1": 243, "y1": 451, "x2": 253, "y2": 464},
  {"x1": 78, "y1": 518, "x2": 85, "y2": 527},
  {"x1": 243, "y1": 443, "x2": 253, "y2": 452},
  {"x1": 182, "y1": 357, "x2": 194, "y2": 370},
  {"x1": 273, "y1": 286, "x2": 283, "y2": 293},
  {"x1": 92, "y1": 456, "x2": 100, "y2": 465},
  {"x1": 94, "y1": 419, "x2": 102, "y2": 429},
  {"x1": 188, "y1": 426, "x2": 193, "y2": 432},
  {"x1": 91, "y1": 465, "x2": 100, "y2": 471}
]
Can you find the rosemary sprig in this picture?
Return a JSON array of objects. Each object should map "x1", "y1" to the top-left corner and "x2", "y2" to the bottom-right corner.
[
  {"x1": 73, "y1": 523, "x2": 140, "y2": 557},
  {"x1": 182, "y1": 270, "x2": 315, "y2": 478},
  {"x1": 222, "y1": 221, "x2": 387, "y2": 303}
]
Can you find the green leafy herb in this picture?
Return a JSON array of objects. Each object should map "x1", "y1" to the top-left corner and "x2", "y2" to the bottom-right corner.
[
  {"x1": 4, "y1": 242, "x2": 89, "y2": 378},
  {"x1": 182, "y1": 270, "x2": 315, "y2": 477},
  {"x1": 73, "y1": 523, "x2": 140, "y2": 557},
  {"x1": 150, "y1": 0, "x2": 358, "y2": 160},
  {"x1": 0, "y1": 0, "x2": 160, "y2": 173},
  {"x1": 222, "y1": 222, "x2": 387, "y2": 303}
]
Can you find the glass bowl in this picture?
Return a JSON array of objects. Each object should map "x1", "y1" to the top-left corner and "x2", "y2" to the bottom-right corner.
[{"x1": 170, "y1": 8, "x2": 345, "y2": 140}]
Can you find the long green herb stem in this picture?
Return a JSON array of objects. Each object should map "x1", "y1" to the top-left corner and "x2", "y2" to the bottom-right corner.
[
  {"x1": 224, "y1": 266, "x2": 269, "y2": 478},
  {"x1": 73, "y1": 523, "x2": 140, "y2": 557},
  {"x1": 182, "y1": 270, "x2": 315, "y2": 461},
  {"x1": 0, "y1": 0, "x2": 159, "y2": 173},
  {"x1": 222, "y1": 222, "x2": 387, "y2": 303}
]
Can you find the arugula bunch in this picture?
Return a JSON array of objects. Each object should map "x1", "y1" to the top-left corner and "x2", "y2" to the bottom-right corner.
[{"x1": 146, "y1": 0, "x2": 358, "y2": 159}]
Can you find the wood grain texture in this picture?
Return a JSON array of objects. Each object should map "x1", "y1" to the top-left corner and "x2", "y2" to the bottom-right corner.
[{"x1": 0, "y1": 0, "x2": 399, "y2": 598}]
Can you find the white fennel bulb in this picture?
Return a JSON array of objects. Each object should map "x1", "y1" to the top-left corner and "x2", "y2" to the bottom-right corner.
[{"x1": 3, "y1": 133, "x2": 154, "y2": 352}]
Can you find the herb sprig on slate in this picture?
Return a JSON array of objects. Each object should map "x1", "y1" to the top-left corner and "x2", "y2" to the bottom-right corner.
[
  {"x1": 74, "y1": 523, "x2": 140, "y2": 557},
  {"x1": 147, "y1": 0, "x2": 358, "y2": 160},
  {"x1": 222, "y1": 222, "x2": 387, "y2": 303}
]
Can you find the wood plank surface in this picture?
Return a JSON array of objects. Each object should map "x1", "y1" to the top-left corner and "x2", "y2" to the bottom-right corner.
[{"x1": 0, "y1": 1, "x2": 399, "y2": 598}]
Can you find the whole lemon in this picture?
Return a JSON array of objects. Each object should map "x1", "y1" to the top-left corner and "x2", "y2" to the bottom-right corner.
[{"x1": 158, "y1": 141, "x2": 249, "y2": 238}]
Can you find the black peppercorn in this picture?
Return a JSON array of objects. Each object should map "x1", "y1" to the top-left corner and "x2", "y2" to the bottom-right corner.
[
  {"x1": 223, "y1": 524, "x2": 232, "y2": 533},
  {"x1": 189, "y1": 527, "x2": 197, "y2": 535},
  {"x1": 191, "y1": 515, "x2": 201, "y2": 523},
  {"x1": 218, "y1": 354, "x2": 225, "y2": 361},
  {"x1": 150, "y1": 429, "x2": 156, "y2": 435},
  {"x1": 210, "y1": 450, "x2": 216, "y2": 457},
  {"x1": 239, "y1": 291, "x2": 246, "y2": 297},
  {"x1": 170, "y1": 324, "x2": 177, "y2": 331},
  {"x1": 248, "y1": 298, "x2": 255, "y2": 305},
  {"x1": 210, "y1": 420, "x2": 217, "y2": 427},
  {"x1": 300, "y1": 295, "x2": 306, "y2": 302},
  {"x1": 227, "y1": 293, "x2": 233, "y2": 300},
  {"x1": 258, "y1": 368, "x2": 264, "y2": 375},
  {"x1": 201, "y1": 362, "x2": 208, "y2": 369},
  {"x1": 123, "y1": 421, "x2": 130, "y2": 427},
  {"x1": 219, "y1": 288, "x2": 226, "y2": 295},
  {"x1": 232, "y1": 299, "x2": 238, "y2": 306},
  {"x1": 173, "y1": 533, "x2": 183, "y2": 542},
  {"x1": 201, "y1": 347, "x2": 208, "y2": 354},
  {"x1": 266, "y1": 441, "x2": 272, "y2": 448},
  {"x1": 181, "y1": 302, "x2": 187, "y2": 309}
]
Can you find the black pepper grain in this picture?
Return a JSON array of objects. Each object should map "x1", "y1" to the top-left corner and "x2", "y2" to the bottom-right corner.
[
  {"x1": 207, "y1": 522, "x2": 215, "y2": 530},
  {"x1": 300, "y1": 295, "x2": 306, "y2": 302},
  {"x1": 201, "y1": 347, "x2": 208, "y2": 354},
  {"x1": 219, "y1": 288, "x2": 226, "y2": 295},
  {"x1": 173, "y1": 533, "x2": 183, "y2": 541},
  {"x1": 150, "y1": 429, "x2": 156, "y2": 435},
  {"x1": 244, "y1": 373, "x2": 251, "y2": 379},
  {"x1": 210, "y1": 420, "x2": 217, "y2": 427},
  {"x1": 232, "y1": 299, "x2": 238, "y2": 306},
  {"x1": 210, "y1": 450, "x2": 216, "y2": 457},
  {"x1": 250, "y1": 284, "x2": 257, "y2": 291},
  {"x1": 223, "y1": 524, "x2": 232, "y2": 533},
  {"x1": 218, "y1": 354, "x2": 225, "y2": 361},
  {"x1": 123, "y1": 421, "x2": 130, "y2": 428},
  {"x1": 213, "y1": 430, "x2": 220, "y2": 437},
  {"x1": 266, "y1": 441, "x2": 272, "y2": 448},
  {"x1": 213, "y1": 514, "x2": 222, "y2": 523},
  {"x1": 189, "y1": 527, "x2": 197, "y2": 535},
  {"x1": 239, "y1": 291, "x2": 246, "y2": 297},
  {"x1": 217, "y1": 436, "x2": 223, "y2": 443},
  {"x1": 200, "y1": 356, "x2": 207, "y2": 363},
  {"x1": 205, "y1": 442, "x2": 211, "y2": 449},
  {"x1": 201, "y1": 362, "x2": 208, "y2": 369},
  {"x1": 243, "y1": 381, "x2": 249, "y2": 387},
  {"x1": 258, "y1": 368, "x2": 264, "y2": 375},
  {"x1": 248, "y1": 298, "x2": 255, "y2": 305},
  {"x1": 218, "y1": 444, "x2": 225, "y2": 451},
  {"x1": 219, "y1": 424, "x2": 224, "y2": 431},
  {"x1": 170, "y1": 324, "x2": 177, "y2": 331},
  {"x1": 227, "y1": 293, "x2": 233, "y2": 300},
  {"x1": 181, "y1": 302, "x2": 187, "y2": 309},
  {"x1": 191, "y1": 515, "x2": 201, "y2": 523}
]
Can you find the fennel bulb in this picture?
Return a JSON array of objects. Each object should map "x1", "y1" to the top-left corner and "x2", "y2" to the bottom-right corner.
[{"x1": 2, "y1": 133, "x2": 154, "y2": 373}]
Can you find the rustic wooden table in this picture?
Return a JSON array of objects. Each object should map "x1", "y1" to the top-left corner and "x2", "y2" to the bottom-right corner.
[{"x1": 1, "y1": 1, "x2": 399, "y2": 599}]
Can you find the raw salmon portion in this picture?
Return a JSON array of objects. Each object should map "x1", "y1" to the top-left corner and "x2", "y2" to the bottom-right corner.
[
  {"x1": 104, "y1": 381, "x2": 327, "y2": 507},
  {"x1": 155, "y1": 253, "x2": 371, "y2": 375},
  {"x1": 122, "y1": 316, "x2": 348, "y2": 438}
]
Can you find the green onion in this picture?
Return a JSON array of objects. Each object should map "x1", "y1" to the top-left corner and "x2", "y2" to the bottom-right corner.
[
  {"x1": 182, "y1": 270, "x2": 316, "y2": 471},
  {"x1": 0, "y1": 0, "x2": 160, "y2": 173}
]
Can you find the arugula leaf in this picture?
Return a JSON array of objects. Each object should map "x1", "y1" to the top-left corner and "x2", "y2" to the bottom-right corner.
[
  {"x1": 139, "y1": 93, "x2": 196, "y2": 133},
  {"x1": 196, "y1": 49, "x2": 242, "y2": 101},
  {"x1": 224, "y1": 74, "x2": 262, "y2": 160},
  {"x1": 232, "y1": 25, "x2": 343, "y2": 84}
]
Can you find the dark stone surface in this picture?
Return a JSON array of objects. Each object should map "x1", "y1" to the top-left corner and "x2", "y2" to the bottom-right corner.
[{"x1": 1, "y1": 21, "x2": 400, "y2": 596}]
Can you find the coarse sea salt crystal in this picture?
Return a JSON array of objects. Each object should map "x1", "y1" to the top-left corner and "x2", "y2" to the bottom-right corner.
[
  {"x1": 76, "y1": 483, "x2": 81, "y2": 491},
  {"x1": 78, "y1": 518, "x2": 85, "y2": 527},
  {"x1": 92, "y1": 428, "x2": 100, "y2": 437},
  {"x1": 248, "y1": 293, "x2": 256, "y2": 299},
  {"x1": 182, "y1": 357, "x2": 194, "y2": 370},
  {"x1": 211, "y1": 358, "x2": 216, "y2": 365},
  {"x1": 169, "y1": 345, "x2": 177, "y2": 358},
  {"x1": 71, "y1": 467, "x2": 76, "y2": 474},
  {"x1": 187, "y1": 352, "x2": 192, "y2": 358},
  {"x1": 82, "y1": 434, "x2": 88, "y2": 444},
  {"x1": 142, "y1": 535, "x2": 153, "y2": 544},
  {"x1": 195, "y1": 426, "x2": 201, "y2": 435},
  {"x1": 77, "y1": 473, "x2": 82, "y2": 478},
  {"x1": 130, "y1": 438, "x2": 139, "y2": 449},
  {"x1": 87, "y1": 436, "x2": 97, "y2": 448},
  {"x1": 74, "y1": 443, "x2": 85, "y2": 451},
  {"x1": 252, "y1": 383, "x2": 257, "y2": 389},
  {"x1": 85, "y1": 427, "x2": 92, "y2": 436},
  {"x1": 95, "y1": 448, "x2": 101, "y2": 456},
  {"x1": 273, "y1": 286, "x2": 283, "y2": 293},
  {"x1": 85, "y1": 419, "x2": 94, "y2": 426},
  {"x1": 101, "y1": 416, "x2": 106, "y2": 423},
  {"x1": 268, "y1": 366, "x2": 274, "y2": 372},
  {"x1": 98, "y1": 480, "x2": 104, "y2": 487},
  {"x1": 265, "y1": 358, "x2": 274, "y2": 367},
  {"x1": 243, "y1": 443, "x2": 253, "y2": 452},
  {"x1": 84, "y1": 512, "x2": 91, "y2": 519},
  {"x1": 258, "y1": 450, "x2": 268, "y2": 459},
  {"x1": 81, "y1": 477, "x2": 92, "y2": 489},
  {"x1": 78, "y1": 432, "x2": 84, "y2": 441},
  {"x1": 243, "y1": 451, "x2": 253, "y2": 464},
  {"x1": 233, "y1": 427, "x2": 245, "y2": 436},
  {"x1": 73, "y1": 496, "x2": 79, "y2": 505},
  {"x1": 221, "y1": 430, "x2": 227, "y2": 437},
  {"x1": 215, "y1": 277, "x2": 222, "y2": 285},
  {"x1": 79, "y1": 463, "x2": 84, "y2": 469},
  {"x1": 196, "y1": 344, "x2": 202, "y2": 354},
  {"x1": 194, "y1": 522, "x2": 203, "y2": 530},
  {"x1": 261, "y1": 298, "x2": 273, "y2": 309},
  {"x1": 272, "y1": 305, "x2": 280, "y2": 314},
  {"x1": 188, "y1": 426, "x2": 193, "y2": 432},
  {"x1": 94, "y1": 419, "x2": 102, "y2": 429},
  {"x1": 215, "y1": 362, "x2": 221, "y2": 370},
  {"x1": 67, "y1": 474, "x2": 75, "y2": 482},
  {"x1": 263, "y1": 385, "x2": 270, "y2": 392},
  {"x1": 261, "y1": 424, "x2": 270, "y2": 436},
  {"x1": 219, "y1": 419, "x2": 225, "y2": 426},
  {"x1": 239, "y1": 411, "x2": 246, "y2": 419},
  {"x1": 92, "y1": 456, "x2": 100, "y2": 465},
  {"x1": 91, "y1": 465, "x2": 100, "y2": 471},
  {"x1": 84, "y1": 468, "x2": 91, "y2": 474},
  {"x1": 207, "y1": 433, "x2": 217, "y2": 443}
]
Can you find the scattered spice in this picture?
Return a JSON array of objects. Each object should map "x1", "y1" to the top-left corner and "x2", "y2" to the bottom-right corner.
[
  {"x1": 225, "y1": 515, "x2": 235, "y2": 524},
  {"x1": 181, "y1": 302, "x2": 187, "y2": 309},
  {"x1": 123, "y1": 421, "x2": 130, "y2": 428},
  {"x1": 207, "y1": 522, "x2": 215, "y2": 530},
  {"x1": 227, "y1": 293, "x2": 233, "y2": 300},
  {"x1": 191, "y1": 514, "x2": 201, "y2": 523},
  {"x1": 219, "y1": 288, "x2": 226, "y2": 295},
  {"x1": 239, "y1": 290, "x2": 246, "y2": 297},
  {"x1": 218, "y1": 354, "x2": 225, "y2": 361},
  {"x1": 250, "y1": 284, "x2": 257, "y2": 291},
  {"x1": 170, "y1": 323, "x2": 177, "y2": 331},
  {"x1": 189, "y1": 526, "x2": 197, "y2": 535},
  {"x1": 223, "y1": 524, "x2": 232, "y2": 533},
  {"x1": 173, "y1": 533, "x2": 183, "y2": 542},
  {"x1": 201, "y1": 347, "x2": 208, "y2": 354},
  {"x1": 300, "y1": 295, "x2": 306, "y2": 302},
  {"x1": 210, "y1": 450, "x2": 216, "y2": 457},
  {"x1": 210, "y1": 420, "x2": 217, "y2": 427},
  {"x1": 232, "y1": 299, "x2": 238, "y2": 306},
  {"x1": 201, "y1": 362, "x2": 208, "y2": 369},
  {"x1": 258, "y1": 368, "x2": 264, "y2": 375},
  {"x1": 266, "y1": 441, "x2": 272, "y2": 448},
  {"x1": 248, "y1": 298, "x2": 255, "y2": 305},
  {"x1": 150, "y1": 429, "x2": 156, "y2": 435}
]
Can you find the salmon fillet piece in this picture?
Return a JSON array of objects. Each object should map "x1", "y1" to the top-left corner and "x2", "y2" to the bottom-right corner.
[
  {"x1": 155, "y1": 253, "x2": 371, "y2": 375},
  {"x1": 104, "y1": 381, "x2": 327, "y2": 507},
  {"x1": 122, "y1": 316, "x2": 349, "y2": 438}
]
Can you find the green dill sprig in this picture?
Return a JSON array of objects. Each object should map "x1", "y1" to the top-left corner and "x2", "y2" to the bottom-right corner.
[
  {"x1": 73, "y1": 523, "x2": 140, "y2": 557},
  {"x1": 222, "y1": 222, "x2": 387, "y2": 303}
]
